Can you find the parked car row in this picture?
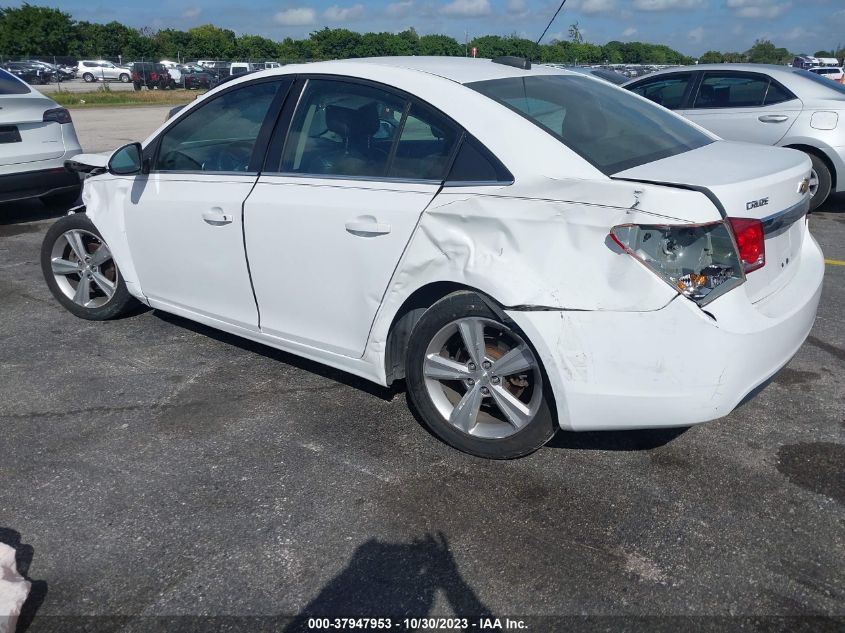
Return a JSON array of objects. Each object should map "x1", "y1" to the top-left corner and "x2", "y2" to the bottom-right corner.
[
  {"x1": 2, "y1": 60, "x2": 76, "y2": 84},
  {"x1": 39, "y1": 56, "x2": 826, "y2": 459}
]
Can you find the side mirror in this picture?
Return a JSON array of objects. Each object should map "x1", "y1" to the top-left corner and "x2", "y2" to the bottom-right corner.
[{"x1": 108, "y1": 142, "x2": 143, "y2": 175}]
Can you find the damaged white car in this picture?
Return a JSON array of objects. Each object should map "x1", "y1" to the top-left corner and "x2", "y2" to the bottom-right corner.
[{"x1": 42, "y1": 57, "x2": 824, "y2": 458}]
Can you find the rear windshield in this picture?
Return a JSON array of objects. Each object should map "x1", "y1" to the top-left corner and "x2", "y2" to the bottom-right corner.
[
  {"x1": 468, "y1": 74, "x2": 712, "y2": 175},
  {"x1": 795, "y1": 68, "x2": 845, "y2": 95},
  {"x1": 0, "y1": 68, "x2": 31, "y2": 95}
]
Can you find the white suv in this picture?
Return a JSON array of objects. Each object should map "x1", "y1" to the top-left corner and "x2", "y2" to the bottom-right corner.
[
  {"x1": 77, "y1": 60, "x2": 131, "y2": 83},
  {"x1": 0, "y1": 69, "x2": 82, "y2": 206},
  {"x1": 808, "y1": 66, "x2": 844, "y2": 84}
]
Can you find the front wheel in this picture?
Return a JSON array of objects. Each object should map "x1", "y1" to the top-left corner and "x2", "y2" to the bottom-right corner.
[
  {"x1": 41, "y1": 213, "x2": 139, "y2": 320},
  {"x1": 406, "y1": 292, "x2": 557, "y2": 459},
  {"x1": 806, "y1": 153, "x2": 832, "y2": 211}
]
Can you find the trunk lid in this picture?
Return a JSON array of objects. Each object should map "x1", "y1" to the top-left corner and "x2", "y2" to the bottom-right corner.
[
  {"x1": 0, "y1": 94, "x2": 65, "y2": 165},
  {"x1": 613, "y1": 141, "x2": 811, "y2": 303}
]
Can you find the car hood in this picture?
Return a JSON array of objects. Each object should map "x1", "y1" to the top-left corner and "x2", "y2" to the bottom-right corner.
[{"x1": 612, "y1": 140, "x2": 810, "y2": 220}]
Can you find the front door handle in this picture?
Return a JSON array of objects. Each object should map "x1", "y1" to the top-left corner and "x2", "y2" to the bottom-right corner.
[
  {"x1": 345, "y1": 220, "x2": 391, "y2": 236},
  {"x1": 202, "y1": 208, "x2": 233, "y2": 225},
  {"x1": 758, "y1": 115, "x2": 789, "y2": 123}
]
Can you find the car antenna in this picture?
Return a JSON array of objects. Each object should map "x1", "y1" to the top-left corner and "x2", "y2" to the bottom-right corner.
[{"x1": 535, "y1": 0, "x2": 569, "y2": 46}]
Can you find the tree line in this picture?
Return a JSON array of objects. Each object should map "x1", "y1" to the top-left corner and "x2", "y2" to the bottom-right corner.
[{"x1": 1, "y1": 3, "x2": 840, "y2": 65}]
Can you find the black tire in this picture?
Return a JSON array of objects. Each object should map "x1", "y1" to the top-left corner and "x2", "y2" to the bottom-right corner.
[
  {"x1": 39, "y1": 188, "x2": 81, "y2": 209},
  {"x1": 133, "y1": 82, "x2": 142, "y2": 91},
  {"x1": 806, "y1": 152, "x2": 832, "y2": 211},
  {"x1": 41, "y1": 213, "x2": 138, "y2": 321},
  {"x1": 406, "y1": 292, "x2": 557, "y2": 459},
  {"x1": 119, "y1": 73, "x2": 130, "y2": 83},
  {"x1": 82, "y1": 72, "x2": 94, "y2": 83}
]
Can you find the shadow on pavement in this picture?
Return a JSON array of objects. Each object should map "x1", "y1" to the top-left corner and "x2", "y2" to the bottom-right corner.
[
  {"x1": 546, "y1": 427, "x2": 687, "y2": 451},
  {"x1": 0, "y1": 199, "x2": 68, "y2": 225},
  {"x1": 285, "y1": 533, "x2": 497, "y2": 632},
  {"x1": 0, "y1": 528, "x2": 47, "y2": 633}
]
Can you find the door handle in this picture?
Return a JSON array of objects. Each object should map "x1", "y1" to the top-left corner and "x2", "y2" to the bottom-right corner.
[
  {"x1": 345, "y1": 220, "x2": 391, "y2": 236},
  {"x1": 202, "y1": 208, "x2": 233, "y2": 225},
  {"x1": 758, "y1": 115, "x2": 789, "y2": 123}
]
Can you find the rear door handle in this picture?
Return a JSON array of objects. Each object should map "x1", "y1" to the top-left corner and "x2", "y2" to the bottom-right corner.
[
  {"x1": 202, "y1": 208, "x2": 233, "y2": 225},
  {"x1": 345, "y1": 220, "x2": 391, "y2": 236},
  {"x1": 758, "y1": 115, "x2": 789, "y2": 123}
]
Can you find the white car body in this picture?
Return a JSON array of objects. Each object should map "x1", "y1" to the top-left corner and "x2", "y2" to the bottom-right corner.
[
  {"x1": 71, "y1": 57, "x2": 823, "y2": 435},
  {"x1": 77, "y1": 60, "x2": 131, "y2": 83},
  {"x1": 0, "y1": 69, "x2": 81, "y2": 203},
  {"x1": 808, "y1": 66, "x2": 844, "y2": 83},
  {"x1": 159, "y1": 60, "x2": 182, "y2": 84}
]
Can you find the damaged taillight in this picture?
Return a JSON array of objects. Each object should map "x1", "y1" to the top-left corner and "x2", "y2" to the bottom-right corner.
[
  {"x1": 728, "y1": 217, "x2": 765, "y2": 273},
  {"x1": 610, "y1": 221, "x2": 745, "y2": 306}
]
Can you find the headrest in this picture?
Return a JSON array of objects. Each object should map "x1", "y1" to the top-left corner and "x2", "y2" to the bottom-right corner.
[{"x1": 325, "y1": 102, "x2": 380, "y2": 139}]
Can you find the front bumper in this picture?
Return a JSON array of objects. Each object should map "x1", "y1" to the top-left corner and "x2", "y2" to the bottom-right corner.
[{"x1": 507, "y1": 233, "x2": 825, "y2": 431}]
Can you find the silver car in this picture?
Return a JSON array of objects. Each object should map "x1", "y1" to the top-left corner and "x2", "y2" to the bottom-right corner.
[
  {"x1": 77, "y1": 60, "x2": 132, "y2": 83},
  {"x1": 624, "y1": 63, "x2": 845, "y2": 210}
]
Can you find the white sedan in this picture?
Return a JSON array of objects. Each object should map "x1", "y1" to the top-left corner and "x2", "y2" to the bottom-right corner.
[{"x1": 42, "y1": 57, "x2": 824, "y2": 458}]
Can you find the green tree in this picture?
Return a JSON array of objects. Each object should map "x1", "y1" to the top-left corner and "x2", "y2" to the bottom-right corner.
[
  {"x1": 310, "y1": 27, "x2": 362, "y2": 59},
  {"x1": 746, "y1": 39, "x2": 791, "y2": 64},
  {"x1": 568, "y1": 21, "x2": 583, "y2": 44},
  {"x1": 814, "y1": 50, "x2": 833, "y2": 57},
  {"x1": 235, "y1": 34, "x2": 279, "y2": 60},
  {"x1": 0, "y1": 3, "x2": 76, "y2": 55},
  {"x1": 418, "y1": 34, "x2": 462, "y2": 56},
  {"x1": 699, "y1": 50, "x2": 723, "y2": 64},
  {"x1": 185, "y1": 24, "x2": 236, "y2": 59}
]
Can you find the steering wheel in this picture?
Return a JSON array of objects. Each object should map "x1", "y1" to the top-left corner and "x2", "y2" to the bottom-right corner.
[
  {"x1": 211, "y1": 141, "x2": 254, "y2": 172},
  {"x1": 374, "y1": 119, "x2": 397, "y2": 140}
]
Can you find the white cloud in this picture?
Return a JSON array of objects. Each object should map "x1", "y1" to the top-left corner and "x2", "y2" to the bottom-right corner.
[
  {"x1": 632, "y1": 0, "x2": 704, "y2": 10},
  {"x1": 622, "y1": 26, "x2": 638, "y2": 36},
  {"x1": 274, "y1": 7, "x2": 317, "y2": 26},
  {"x1": 385, "y1": 0, "x2": 414, "y2": 18},
  {"x1": 577, "y1": 0, "x2": 617, "y2": 14},
  {"x1": 688, "y1": 26, "x2": 704, "y2": 43},
  {"x1": 442, "y1": 0, "x2": 492, "y2": 17},
  {"x1": 725, "y1": 0, "x2": 792, "y2": 19},
  {"x1": 507, "y1": 0, "x2": 529, "y2": 16},
  {"x1": 182, "y1": 6, "x2": 201, "y2": 19},
  {"x1": 780, "y1": 26, "x2": 810, "y2": 40},
  {"x1": 323, "y1": 4, "x2": 366, "y2": 21}
]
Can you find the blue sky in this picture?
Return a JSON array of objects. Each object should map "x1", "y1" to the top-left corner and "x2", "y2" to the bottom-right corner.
[{"x1": 46, "y1": 0, "x2": 845, "y2": 56}]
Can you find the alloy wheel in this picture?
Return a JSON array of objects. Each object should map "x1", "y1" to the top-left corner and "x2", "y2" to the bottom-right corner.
[
  {"x1": 49, "y1": 229, "x2": 118, "y2": 309},
  {"x1": 423, "y1": 317, "x2": 543, "y2": 439}
]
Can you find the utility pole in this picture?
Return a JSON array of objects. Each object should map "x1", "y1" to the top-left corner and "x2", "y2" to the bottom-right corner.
[{"x1": 465, "y1": 29, "x2": 468, "y2": 57}]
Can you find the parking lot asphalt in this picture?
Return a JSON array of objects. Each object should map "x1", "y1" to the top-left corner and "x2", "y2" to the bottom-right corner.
[
  {"x1": 69, "y1": 107, "x2": 173, "y2": 153},
  {"x1": 0, "y1": 115, "x2": 843, "y2": 631}
]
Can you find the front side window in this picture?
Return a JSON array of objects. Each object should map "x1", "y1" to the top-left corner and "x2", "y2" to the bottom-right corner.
[
  {"x1": 280, "y1": 79, "x2": 407, "y2": 178},
  {"x1": 628, "y1": 73, "x2": 693, "y2": 109},
  {"x1": 693, "y1": 73, "x2": 770, "y2": 108},
  {"x1": 470, "y1": 75, "x2": 712, "y2": 175},
  {"x1": 156, "y1": 80, "x2": 284, "y2": 172}
]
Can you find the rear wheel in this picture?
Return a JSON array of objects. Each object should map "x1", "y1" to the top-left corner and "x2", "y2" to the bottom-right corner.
[
  {"x1": 806, "y1": 153, "x2": 832, "y2": 211},
  {"x1": 133, "y1": 82, "x2": 142, "y2": 91},
  {"x1": 119, "y1": 73, "x2": 130, "y2": 83},
  {"x1": 406, "y1": 292, "x2": 557, "y2": 459},
  {"x1": 41, "y1": 213, "x2": 138, "y2": 320},
  {"x1": 82, "y1": 72, "x2": 94, "y2": 83}
]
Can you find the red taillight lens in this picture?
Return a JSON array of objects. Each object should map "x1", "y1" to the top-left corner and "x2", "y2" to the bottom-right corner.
[
  {"x1": 729, "y1": 217, "x2": 765, "y2": 273},
  {"x1": 43, "y1": 107, "x2": 71, "y2": 124}
]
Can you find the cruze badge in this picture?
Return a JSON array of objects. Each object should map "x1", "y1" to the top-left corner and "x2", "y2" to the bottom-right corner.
[{"x1": 746, "y1": 197, "x2": 769, "y2": 211}]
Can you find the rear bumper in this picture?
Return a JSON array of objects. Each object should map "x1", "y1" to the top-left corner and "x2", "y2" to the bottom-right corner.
[
  {"x1": 507, "y1": 233, "x2": 825, "y2": 431},
  {"x1": 0, "y1": 166, "x2": 81, "y2": 203}
]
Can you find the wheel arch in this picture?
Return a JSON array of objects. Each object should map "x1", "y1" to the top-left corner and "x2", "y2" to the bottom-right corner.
[
  {"x1": 782, "y1": 143, "x2": 836, "y2": 191},
  {"x1": 383, "y1": 281, "x2": 510, "y2": 384}
]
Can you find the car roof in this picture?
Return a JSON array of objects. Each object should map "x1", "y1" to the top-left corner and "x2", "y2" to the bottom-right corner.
[{"x1": 275, "y1": 56, "x2": 573, "y2": 85}]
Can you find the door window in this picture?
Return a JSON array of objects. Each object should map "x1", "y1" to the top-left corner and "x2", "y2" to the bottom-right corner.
[
  {"x1": 280, "y1": 79, "x2": 408, "y2": 178},
  {"x1": 693, "y1": 74, "x2": 769, "y2": 108},
  {"x1": 764, "y1": 81, "x2": 797, "y2": 105},
  {"x1": 628, "y1": 73, "x2": 692, "y2": 109},
  {"x1": 387, "y1": 104, "x2": 459, "y2": 180},
  {"x1": 155, "y1": 80, "x2": 285, "y2": 173}
]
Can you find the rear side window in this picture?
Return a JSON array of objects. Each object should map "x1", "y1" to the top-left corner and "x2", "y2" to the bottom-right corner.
[
  {"x1": 388, "y1": 103, "x2": 459, "y2": 180},
  {"x1": 470, "y1": 75, "x2": 712, "y2": 175},
  {"x1": 628, "y1": 73, "x2": 693, "y2": 109},
  {"x1": 0, "y1": 69, "x2": 30, "y2": 95},
  {"x1": 764, "y1": 81, "x2": 795, "y2": 105},
  {"x1": 694, "y1": 74, "x2": 770, "y2": 108},
  {"x1": 446, "y1": 136, "x2": 513, "y2": 184}
]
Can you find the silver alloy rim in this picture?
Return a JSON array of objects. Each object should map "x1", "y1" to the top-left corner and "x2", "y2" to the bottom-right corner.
[
  {"x1": 809, "y1": 168, "x2": 819, "y2": 198},
  {"x1": 50, "y1": 229, "x2": 118, "y2": 308},
  {"x1": 423, "y1": 317, "x2": 543, "y2": 439}
]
